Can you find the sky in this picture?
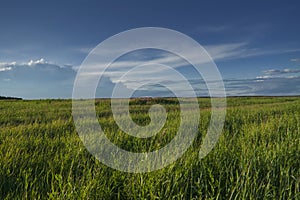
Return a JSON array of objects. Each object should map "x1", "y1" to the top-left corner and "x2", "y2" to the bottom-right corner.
[{"x1": 0, "y1": 0, "x2": 300, "y2": 99}]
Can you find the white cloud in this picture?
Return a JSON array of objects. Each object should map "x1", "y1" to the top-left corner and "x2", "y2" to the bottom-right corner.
[
  {"x1": 0, "y1": 61, "x2": 16, "y2": 67},
  {"x1": 28, "y1": 58, "x2": 47, "y2": 66},
  {"x1": 0, "y1": 59, "x2": 76, "y2": 99},
  {"x1": 256, "y1": 75, "x2": 272, "y2": 79},
  {"x1": 0, "y1": 66, "x2": 12, "y2": 72},
  {"x1": 0, "y1": 60, "x2": 16, "y2": 71},
  {"x1": 2, "y1": 57, "x2": 300, "y2": 98}
]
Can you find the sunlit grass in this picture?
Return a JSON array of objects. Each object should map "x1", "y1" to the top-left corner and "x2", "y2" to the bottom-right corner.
[{"x1": 0, "y1": 97, "x2": 299, "y2": 199}]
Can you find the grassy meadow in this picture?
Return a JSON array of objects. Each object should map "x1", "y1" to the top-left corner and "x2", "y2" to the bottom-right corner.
[{"x1": 0, "y1": 97, "x2": 299, "y2": 199}]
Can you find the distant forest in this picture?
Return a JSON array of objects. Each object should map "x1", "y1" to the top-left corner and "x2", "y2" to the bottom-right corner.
[{"x1": 0, "y1": 96, "x2": 22, "y2": 100}]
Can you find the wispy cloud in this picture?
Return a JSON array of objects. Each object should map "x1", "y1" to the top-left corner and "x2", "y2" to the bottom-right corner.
[
  {"x1": 224, "y1": 76, "x2": 300, "y2": 96},
  {"x1": 263, "y1": 68, "x2": 300, "y2": 75},
  {"x1": 244, "y1": 67, "x2": 300, "y2": 96},
  {"x1": 76, "y1": 41, "x2": 248, "y2": 63},
  {"x1": 74, "y1": 44, "x2": 300, "y2": 98},
  {"x1": 76, "y1": 41, "x2": 300, "y2": 68},
  {"x1": 195, "y1": 25, "x2": 231, "y2": 33},
  {"x1": 290, "y1": 58, "x2": 300, "y2": 62},
  {"x1": 2, "y1": 57, "x2": 300, "y2": 98},
  {"x1": 205, "y1": 42, "x2": 247, "y2": 60},
  {"x1": 76, "y1": 42, "x2": 248, "y2": 80}
]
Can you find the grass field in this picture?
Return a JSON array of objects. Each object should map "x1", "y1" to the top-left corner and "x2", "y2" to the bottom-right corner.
[{"x1": 0, "y1": 97, "x2": 299, "y2": 199}]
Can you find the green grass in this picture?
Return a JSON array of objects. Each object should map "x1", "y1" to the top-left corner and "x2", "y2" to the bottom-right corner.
[{"x1": 0, "y1": 97, "x2": 299, "y2": 199}]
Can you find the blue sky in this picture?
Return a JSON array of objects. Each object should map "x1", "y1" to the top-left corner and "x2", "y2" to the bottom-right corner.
[{"x1": 0, "y1": 0, "x2": 300, "y2": 98}]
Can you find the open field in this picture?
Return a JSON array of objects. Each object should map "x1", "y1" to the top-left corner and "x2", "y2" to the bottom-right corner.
[{"x1": 0, "y1": 97, "x2": 299, "y2": 199}]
